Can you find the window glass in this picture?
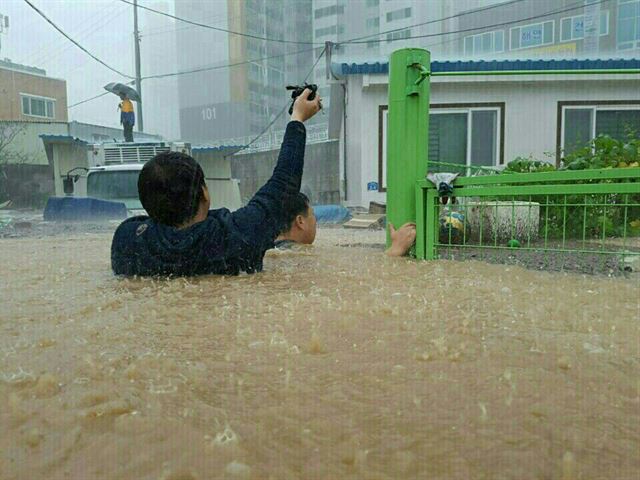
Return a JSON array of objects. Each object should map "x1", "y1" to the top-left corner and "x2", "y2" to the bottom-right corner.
[
  {"x1": 46, "y1": 100, "x2": 54, "y2": 118},
  {"x1": 510, "y1": 27, "x2": 520, "y2": 49},
  {"x1": 471, "y1": 111, "x2": 497, "y2": 166},
  {"x1": 596, "y1": 109, "x2": 640, "y2": 141},
  {"x1": 428, "y1": 113, "x2": 468, "y2": 165},
  {"x1": 495, "y1": 31, "x2": 504, "y2": 51},
  {"x1": 22, "y1": 96, "x2": 30, "y2": 115},
  {"x1": 30, "y1": 98, "x2": 45, "y2": 117},
  {"x1": 564, "y1": 109, "x2": 593, "y2": 155},
  {"x1": 543, "y1": 21, "x2": 553, "y2": 43}
]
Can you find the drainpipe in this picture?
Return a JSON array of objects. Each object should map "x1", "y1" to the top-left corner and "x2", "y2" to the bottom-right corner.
[{"x1": 342, "y1": 83, "x2": 347, "y2": 203}]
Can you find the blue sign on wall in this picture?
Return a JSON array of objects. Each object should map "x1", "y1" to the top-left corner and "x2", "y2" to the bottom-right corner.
[{"x1": 367, "y1": 181, "x2": 379, "y2": 191}]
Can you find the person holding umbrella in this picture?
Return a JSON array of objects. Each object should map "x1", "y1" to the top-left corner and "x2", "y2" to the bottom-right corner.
[
  {"x1": 118, "y1": 92, "x2": 135, "y2": 142},
  {"x1": 104, "y1": 83, "x2": 140, "y2": 143}
]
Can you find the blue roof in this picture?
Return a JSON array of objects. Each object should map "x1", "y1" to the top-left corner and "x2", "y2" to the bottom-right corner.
[
  {"x1": 335, "y1": 58, "x2": 640, "y2": 76},
  {"x1": 39, "y1": 135, "x2": 88, "y2": 145}
]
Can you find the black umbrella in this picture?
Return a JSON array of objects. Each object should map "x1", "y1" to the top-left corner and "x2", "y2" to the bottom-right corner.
[{"x1": 104, "y1": 83, "x2": 140, "y2": 102}]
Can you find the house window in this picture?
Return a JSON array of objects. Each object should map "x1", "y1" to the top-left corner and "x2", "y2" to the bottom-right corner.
[
  {"x1": 20, "y1": 94, "x2": 55, "y2": 119},
  {"x1": 510, "y1": 21, "x2": 554, "y2": 50},
  {"x1": 464, "y1": 30, "x2": 505, "y2": 55},
  {"x1": 378, "y1": 103, "x2": 504, "y2": 191},
  {"x1": 366, "y1": 0, "x2": 379, "y2": 7},
  {"x1": 429, "y1": 107, "x2": 502, "y2": 168},
  {"x1": 560, "y1": 11, "x2": 609, "y2": 41},
  {"x1": 617, "y1": 0, "x2": 640, "y2": 50},
  {"x1": 560, "y1": 103, "x2": 640, "y2": 156},
  {"x1": 386, "y1": 7, "x2": 411, "y2": 22}
]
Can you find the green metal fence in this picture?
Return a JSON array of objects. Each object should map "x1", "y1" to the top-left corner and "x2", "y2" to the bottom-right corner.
[{"x1": 416, "y1": 167, "x2": 640, "y2": 275}]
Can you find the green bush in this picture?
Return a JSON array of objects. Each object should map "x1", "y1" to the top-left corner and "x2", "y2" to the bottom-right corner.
[
  {"x1": 561, "y1": 133, "x2": 640, "y2": 170},
  {"x1": 497, "y1": 136, "x2": 640, "y2": 240},
  {"x1": 504, "y1": 156, "x2": 556, "y2": 173}
]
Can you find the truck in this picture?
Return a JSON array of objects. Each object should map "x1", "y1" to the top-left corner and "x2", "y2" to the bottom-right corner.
[
  {"x1": 84, "y1": 141, "x2": 191, "y2": 215},
  {"x1": 46, "y1": 141, "x2": 192, "y2": 222},
  {"x1": 46, "y1": 140, "x2": 242, "y2": 222}
]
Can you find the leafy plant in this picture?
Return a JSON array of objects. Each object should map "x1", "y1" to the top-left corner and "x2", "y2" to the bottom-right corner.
[
  {"x1": 504, "y1": 156, "x2": 556, "y2": 173},
  {"x1": 561, "y1": 132, "x2": 640, "y2": 170},
  {"x1": 494, "y1": 136, "x2": 640, "y2": 240}
]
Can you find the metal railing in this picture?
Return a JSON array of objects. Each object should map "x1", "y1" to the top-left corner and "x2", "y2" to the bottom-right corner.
[
  {"x1": 207, "y1": 123, "x2": 329, "y2": 153},
  {"x1": 416, "y1": 167, "x2": 640, "y2": 275}
]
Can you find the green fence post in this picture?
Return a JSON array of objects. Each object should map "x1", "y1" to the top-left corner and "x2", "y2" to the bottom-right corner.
[{"x1": 386, "y1": 48, "x2": 431, "y2": 248}]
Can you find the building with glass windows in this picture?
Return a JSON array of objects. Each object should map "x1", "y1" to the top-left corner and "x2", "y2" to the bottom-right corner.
[
  {"x1": 455, "y1": 0, "x2": 639, "y2": 58},
  {"x1": 174, "y1": 0, "x2": 314, "y2": 143},
  {"x1": 0, "y1": 59, "x2": 67, "y2": 122}
]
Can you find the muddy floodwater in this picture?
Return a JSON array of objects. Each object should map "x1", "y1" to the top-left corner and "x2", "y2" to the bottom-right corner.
[{"x1": 1, "y1": 228, "x2": 638, "y2": 479}]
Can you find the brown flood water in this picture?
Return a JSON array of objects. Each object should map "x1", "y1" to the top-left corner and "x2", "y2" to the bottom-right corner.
[{"x1": 0, "y1": 229, "x2": 638, "y2": 480}]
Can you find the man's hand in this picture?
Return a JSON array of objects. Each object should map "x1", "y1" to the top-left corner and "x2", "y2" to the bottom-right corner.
[
  {"x1": 291, "y1": 88, "x2": 322, "y2": 123},
  {"x1": 386, "y1": 222, "x2": 416, "y2": 257}
]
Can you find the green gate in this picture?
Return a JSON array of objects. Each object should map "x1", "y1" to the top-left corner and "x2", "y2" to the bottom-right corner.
[{"x1": 415, "y1": 168, "x2": 640, "y2": 275}]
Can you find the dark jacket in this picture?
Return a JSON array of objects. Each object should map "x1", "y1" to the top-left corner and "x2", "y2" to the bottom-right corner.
[{"x1": 111, "y1": 121, "x2": 306, "y2": 276}]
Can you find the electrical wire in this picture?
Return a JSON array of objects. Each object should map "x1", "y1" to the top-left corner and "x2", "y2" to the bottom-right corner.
[
  {"x1": 344, "y1": 0, "x2": 611, "y2": 45},
  {"x1": 339, "y1": 0, "x2": 528, "y2": 45},
  {"x1": 141, "y1": 47, "x2": 317, "y2": 80},
  {"x1": 118, "y1": 0, "x2": 322, "y2": 45},
  {"x1": 26, "y1": 1, "x2": 126, "y2": 68},
  {"x1": 236, "y1": 46, "x2": 327, "y2": 153},
  {"x1": 22, "y1": 0, "x2": 134, "y2": 79}
]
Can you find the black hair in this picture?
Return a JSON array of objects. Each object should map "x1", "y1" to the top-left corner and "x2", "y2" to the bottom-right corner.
[
  {"x1": 280, "y1": 192, "x2": 311, "y2": 234},
  {"x1": 138, "y1": 151, "x2": 205, "y2": 227}
]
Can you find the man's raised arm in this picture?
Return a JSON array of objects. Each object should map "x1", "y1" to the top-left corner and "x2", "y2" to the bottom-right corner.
[{"x1": 229, "y1": 89, "x2": 322, "y2": 248}]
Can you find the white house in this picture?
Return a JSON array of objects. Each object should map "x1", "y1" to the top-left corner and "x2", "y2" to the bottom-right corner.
[{"x1": 328, "y1": 58, "x2": 640, "y2": 208}]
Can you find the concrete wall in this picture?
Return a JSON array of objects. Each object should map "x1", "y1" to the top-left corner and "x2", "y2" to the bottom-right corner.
[
  {"x1": 230, "y1": 140, "x2": 340, "y2": 206},
  {"x1": 341, "y1": 73, "x2": 640, "y2": 207},
  {"x1": 0, "y1": 121, "x2": 68, "y2": 165},
  {"x1": 0, "y1": 67, "x2": 68, "y2": 122},
  {"x1": 0, "y1": 164, "x2": 53, "y2": 207}
]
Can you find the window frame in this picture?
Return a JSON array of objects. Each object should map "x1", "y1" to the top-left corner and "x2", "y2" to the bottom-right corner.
[
  {"x1": 560, "y1": 10, "x2": 610, "y2": 42},
  {"x1": 378, "y1": 102, "x2": 505, "y2": 192},
  {"x1": 386, "y1": 7, "x2": 411, "y2": 23},
  {"x1": 20, "y1": 93, "x2": 56, "y2": 119},
  {"x1": 463, "y1": 30, "x2": 505, "y2": 55},
  {"x1": 616, "y1": 0, "x2": 640, "y2": 50},
  {"x1": 556, "y1": 100, "x2": 640, "y2": 165},
  {"x1": 509, "y1": 20, "x2": 555, "y2": 50}
]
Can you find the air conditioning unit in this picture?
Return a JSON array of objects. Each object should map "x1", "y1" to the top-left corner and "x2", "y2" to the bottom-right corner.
[{"x1": 88, "y1": 142, "x2": 191, "y2": 167}]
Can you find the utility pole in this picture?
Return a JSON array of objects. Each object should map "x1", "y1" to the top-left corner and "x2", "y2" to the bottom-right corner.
[{"x1": 133, "y1": 0, "x2": 144, "y2": 132}]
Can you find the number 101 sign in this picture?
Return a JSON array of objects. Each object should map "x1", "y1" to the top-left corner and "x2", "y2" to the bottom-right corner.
[{"x1": 201, "y1": 107, "x2": 217, "y2": 121}]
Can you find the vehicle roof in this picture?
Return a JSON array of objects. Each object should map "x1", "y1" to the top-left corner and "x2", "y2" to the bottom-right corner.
[{"x1": 89, "y1": 164, "x2": 144, "y2": 172}]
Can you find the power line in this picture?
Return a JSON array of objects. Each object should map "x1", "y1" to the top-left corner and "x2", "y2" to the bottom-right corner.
[
  {"x1": 68, "y1": 91, "x2": 111, "y2": 109},
  {"x1": 236, "y1": 46, "x2": 327, "y2": 154},
  {"x1": 68, "y1": 47, "x2": 317, "y2": 108},
  {"x1": 340, "y1": 0, "x2": 528, "y2": 45},
  {"x1": 119, "y1": 0, "x2": 321, "y2": 45},
  {"x1": 68, "y1": 80, "x2": 136, "y2": 108},
  {"x1": 142, "y1": 47, "x2": 317, "y2": 80},
  {"x1": 345, "y1": 0, "x2": 611, "y2": 45},
  {"x1": 26, "y1": 0, "x2": 126, "y2": 67},
  {"x1": 22, "y1": 0, "x2": 134, "y2": 79}
]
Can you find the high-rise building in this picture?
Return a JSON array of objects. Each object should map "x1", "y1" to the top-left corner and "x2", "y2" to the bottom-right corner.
[
  {"x1": 141, "y1": 2, "x2": 181, "y2": 140},
  {"x1": 311, "y1": 0, "x2": 635, "y2": 62},
  {"x1": 175, "y1": 0, "x2": 313, "y2": 144}
]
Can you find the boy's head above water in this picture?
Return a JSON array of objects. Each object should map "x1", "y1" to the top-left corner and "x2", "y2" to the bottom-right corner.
[
  {"x1": 138, "y1": 151, "x2": 210, "y2": 228},
  {"x1": 278, "y1": 192, "x2": 316, "y2": 245}
]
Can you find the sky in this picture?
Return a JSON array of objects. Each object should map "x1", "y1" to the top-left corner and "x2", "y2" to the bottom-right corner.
[{"x1": 1, "y1": 0, "x2": 183, "y2": 138}]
